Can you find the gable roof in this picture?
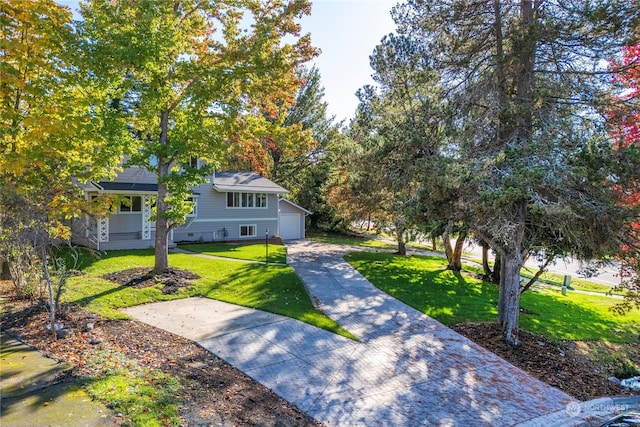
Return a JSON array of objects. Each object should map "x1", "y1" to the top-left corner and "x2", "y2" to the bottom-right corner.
[
  {"x1": 213, "y1": 171, "x2": 289, "y2": 194},
  {"x1": 279, "y1": 198, "x2": 312, "y2": 215}
]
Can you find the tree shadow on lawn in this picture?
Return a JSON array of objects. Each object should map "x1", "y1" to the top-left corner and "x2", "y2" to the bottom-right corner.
[
  {"x1": 355, "y1": 256, "x2": 501, "y2": 326},
  {"x1": 347, "y1": 253, "x2": 639, "y2": 343},
  {"x1": 520, "y1": 291, "x2": 640, "y2": 343},
  {"x1": 398, "y1": 269, "x2": 638, "y2": 342},
  {"x1": 191, "y1": 262, "x2": 329, "y2": 324},
  {"x1": 387, "y1": 268, "x2": 501, "y2": 326},
  {"x1": 56, "y1": 246, "x2": 156, "y2": 274}
]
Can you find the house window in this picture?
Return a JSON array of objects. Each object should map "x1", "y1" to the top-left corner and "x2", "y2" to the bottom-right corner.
[
  {"x1": 189, "y1": 156, "x2": 199, "y2": 169},
  {"x1": 240, "y1": 225, "x2": 257, "y2": 237},
  {"x1": 186, "y1": 196, "x2": 197, "y2": 217},
  {"x1": 226, "y1": 192, "x2": 267, "y2": 208},
  {"x1": 119, "y1": 196, "x2": 142, "y2": 213}
]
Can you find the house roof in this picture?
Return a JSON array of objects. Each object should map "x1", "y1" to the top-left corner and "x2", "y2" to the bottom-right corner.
[
  {"x1": 279, "y1": 198, "x2": 312, "y2": 215},
  {"x1": 92, "y1": 181, "x2": 158, "y2": 193},
  {"x1": 213, "y1": 171, "x2": 289, "y2": 194}
]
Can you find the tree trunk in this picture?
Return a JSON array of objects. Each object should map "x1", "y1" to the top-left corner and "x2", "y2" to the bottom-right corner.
[
  {"x1": 493, "y1": 253, "x2": 502, "y2": 283},
  {"x1": 397, "y1": 239, "x2": 406, "y2": 256},
  {"x1": 154, "y1": 179, "x2": 170, "y2": 273},
  {"x1": 496, "y1": 199, "x2": 527, "y2": 346},
  {"x1": 482, "y1": 243, "x2": 492, "y2": 277},
  {"x1": 396, "y1": 220, "x2": 407, "y2": 255},
  {"x1": 499, "y1": 250, "x2": 524, "y2": 346},
  {"x1": 443, "y1": 224, "x2": 464, "y2": 271},
  {"x1": 520, "y1": 255, "x2": 554, "y2": 293},
  {"x1": 451, "y1": 231, "x2": 467, "y2": 271},
  {"x1": 431, "y1": 236, "x2": 437, "y2": 251},
  {"x1": 0, "y1": 258, "x2": 9, "y2": 280},
  {"x1": 41, "y1": 245, "x2": 56, "y2": 339},
  {"x1": 482, "y1": 243, "x2": 501, "y2": 284},
  {"x1": 442, "y1": 231, "x2": 454, "y2": 269},
  {"x1": 154, "y1": 110, "x2": 171, "y2": 274}
]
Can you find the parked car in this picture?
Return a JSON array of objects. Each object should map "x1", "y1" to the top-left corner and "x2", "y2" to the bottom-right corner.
[{"x1": 601, "y1": 412, "x2": 640, "y2": 427}]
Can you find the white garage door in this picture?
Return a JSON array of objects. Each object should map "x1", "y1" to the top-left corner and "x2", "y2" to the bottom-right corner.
[{"x1": 280, "y1": 213, "x2": 301, "y2": 240}]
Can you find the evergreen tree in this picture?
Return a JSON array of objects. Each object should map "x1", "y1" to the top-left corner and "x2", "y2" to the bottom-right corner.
[{"x1": 385, "y1": 0, "x2": 639, "y2": 345}]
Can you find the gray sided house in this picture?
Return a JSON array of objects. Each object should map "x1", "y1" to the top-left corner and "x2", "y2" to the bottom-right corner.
[{"x1": 71, "y1": 168, "x2": 310, "y2": 250}]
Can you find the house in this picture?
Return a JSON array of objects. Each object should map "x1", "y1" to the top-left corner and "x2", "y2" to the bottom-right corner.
[{"x1": 71, "y1": 167, "x2": 310, "y2": 250}]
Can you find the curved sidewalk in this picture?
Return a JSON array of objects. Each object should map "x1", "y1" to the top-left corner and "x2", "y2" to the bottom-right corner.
[{"x1": 124, "y1": 241, "x2": 575, "y2": 426}]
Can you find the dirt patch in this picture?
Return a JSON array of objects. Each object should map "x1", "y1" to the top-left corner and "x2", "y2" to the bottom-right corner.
[
  {"x1": 102, "y1": 268, "x2": 200, "y2": 294},
  {"x1": 0, "y1": 290, "x2": 320, "y2": 427},
  {"x1": 452, "y1": 322, "x2": 640, "y2": 401}
]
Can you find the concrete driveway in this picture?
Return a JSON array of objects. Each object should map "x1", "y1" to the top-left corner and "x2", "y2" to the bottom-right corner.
[{"x1": 124, "y1": 241, "x2": 577, "y2": 426}]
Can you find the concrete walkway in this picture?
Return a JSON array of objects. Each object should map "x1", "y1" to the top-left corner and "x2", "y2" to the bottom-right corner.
[{"x1": 124, "y1": 241, "x2": 576, "y2": 426}]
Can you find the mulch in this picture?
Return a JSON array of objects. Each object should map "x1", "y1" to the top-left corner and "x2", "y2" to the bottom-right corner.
[
  {"x1": 452, "y1": 322, "x2": 640, "y2": 401},
  {"x1": 0, "y1": 292, "x2": 320, "y2": 427},
  {"x1": 102, "y1": 267, "x2": 200, "y2": 294}
]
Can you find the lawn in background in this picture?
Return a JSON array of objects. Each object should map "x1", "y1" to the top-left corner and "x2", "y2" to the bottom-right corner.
[
  {"x1": 62, "y1": 248, "x2": 354, "y2": 339},
  {"x1": 519, "y1": 268, "x2": 625, "y2": 296},
  {"x1": 306, "y1": 231, "x2": 395, "y2": 250},
  {"x1": 344, "y1": 252, "x2": 640, "y2": 343},
  {"x1": 178, "y1": 242, "x2": 287, "y2": 264}
]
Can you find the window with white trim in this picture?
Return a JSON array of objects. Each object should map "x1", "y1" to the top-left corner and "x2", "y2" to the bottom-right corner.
[
  {"x1": 186, "y1": 196, "x2": 197, "y2": 217},
  {"x1": 239, "y1": 224, "x2": 257, "y2": 237},
  {"x1": 255, "y1": 193, "x2": 267, "y2": 207},
  {"x1": 227, "y1": 192, "x2": 268, "y2": 208},
  {"x1": 119, "y1": 196, "x2": 142, "y2": 213}
]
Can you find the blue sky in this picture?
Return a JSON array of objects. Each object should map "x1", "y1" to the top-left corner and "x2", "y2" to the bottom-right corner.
[
  {"x1": 57, "y1": 0, "x2": 398, "y2": 123},
  {"x1": 301, "y1": 0, "x2": 398, "y2": 123}
]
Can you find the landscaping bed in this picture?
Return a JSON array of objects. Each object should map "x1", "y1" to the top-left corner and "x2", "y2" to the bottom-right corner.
[
  {"x1": 452, "y1": 322, "x2": 639, "y2": 401},
  {"x1": 3, "y1": 294, "x2": 638, "y2": 426},
  {"x1": 1, "y1": 287, "x2": 320, "y2": 427}
]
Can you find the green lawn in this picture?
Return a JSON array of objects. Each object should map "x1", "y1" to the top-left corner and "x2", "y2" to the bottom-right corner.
[
  {"x1": 306, "y1": 231, "x2": 395, "y2": 250},
  {"x1": 63, "y1": 248, "x2": 354, "y2": 339},
  {"x1": 178, "y1": 242, "x2": 288, "y2": 264},
  {"x1": 344, "y1": 252, "x2": 640, "y2": 343},
  {"x1": 82, "y1": 349, "x2": 181, "y2": 426}
]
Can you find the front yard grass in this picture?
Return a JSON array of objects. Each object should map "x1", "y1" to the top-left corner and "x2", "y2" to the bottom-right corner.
[
  {"x1": 344, "y1": 252, "x2": 640, "y2": 343},
  {"x1": 63, "y1": 249, "x2": 354, "y2": 339},
  {"x1": 178, "y1": 242, "x2": 288, "y2": 264},
  {"x1": 82, "y1": 349, "x2": 181, "y2": 427}
]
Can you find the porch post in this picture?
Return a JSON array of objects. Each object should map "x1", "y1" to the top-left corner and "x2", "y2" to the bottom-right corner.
[
  {"x1": 98, "y1": 217, "x2": 109, "y2": 242},
  {"x1": 142, "y1": 195, "x2": 152, "y2": 240}
]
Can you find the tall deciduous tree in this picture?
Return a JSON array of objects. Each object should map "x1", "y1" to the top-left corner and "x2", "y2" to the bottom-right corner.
[
  {"x1": 77, "y1": 0, "x2": 317, "y2": 273},
  {"x1": 389, "y1": 0, "x2": 638, "y2": 345},
  {"x1": 608, "y1": 43, "x2": 640, "y2": 313},
  {"x1": 0, "y1": 0, "x2": 127, "y2": 333}
]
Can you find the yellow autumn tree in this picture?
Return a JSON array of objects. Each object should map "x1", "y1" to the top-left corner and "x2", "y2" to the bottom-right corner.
[{"x1": 0, "y1": 0, "x2": 129, "y2": 333}]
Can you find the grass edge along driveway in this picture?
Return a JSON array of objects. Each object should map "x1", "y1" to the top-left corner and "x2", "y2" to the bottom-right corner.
[
  {"x1": 63, "y1": 248, "x2": 354, "y2": 340},
  {"x1": 344, "y1": 252, "x2": 640, "y2": 343}
]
